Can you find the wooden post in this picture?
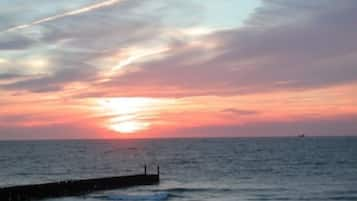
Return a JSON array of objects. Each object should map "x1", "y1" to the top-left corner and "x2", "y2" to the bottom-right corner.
[
  {"x1": 144, "y1": 164, "x2": 147, "y2": 175},
  {"x1": 157, "y1": 165, "x2": 160, "y2": 176}
]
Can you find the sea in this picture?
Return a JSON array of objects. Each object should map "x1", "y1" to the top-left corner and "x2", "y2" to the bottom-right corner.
[{"x1": 0, "y1": 137, "x2": 356, "y2": 201}]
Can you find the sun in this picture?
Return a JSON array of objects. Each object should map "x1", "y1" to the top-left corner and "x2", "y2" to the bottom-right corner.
[
  {"x1": 110, "y1": 121, "x2": 150, "y2": 133},
  {"x1": 96, "y1": 97, "x2": 163, "y2": 134}
]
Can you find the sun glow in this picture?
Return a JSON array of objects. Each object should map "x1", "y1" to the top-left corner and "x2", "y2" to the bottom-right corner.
[
  {"x1": 0, "y1": 58, "x2": 8, "y2": 64},
  {"x1": 96, "y1": 97, "x2": 168, "y2": 134},
  {"x1": 110, "y1": 121, "x2": 150, "y2": 133},
  {"x1": 21, "y1": 57, "x2": 50, "y2": 74}
]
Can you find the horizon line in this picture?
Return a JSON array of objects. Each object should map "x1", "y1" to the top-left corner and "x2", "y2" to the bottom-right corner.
[{"x1": 0, "y1": 134, "x2": 356, "y2": 142}]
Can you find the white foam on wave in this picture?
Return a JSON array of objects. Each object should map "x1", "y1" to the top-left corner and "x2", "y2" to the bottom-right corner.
[{"x1": 93, "y1": 192, "x2": 169, "y2": 201}]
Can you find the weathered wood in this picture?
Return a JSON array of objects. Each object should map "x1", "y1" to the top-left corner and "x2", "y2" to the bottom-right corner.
[{"x1": 0, "y1": 174, "x2": 159, "y2": 201}]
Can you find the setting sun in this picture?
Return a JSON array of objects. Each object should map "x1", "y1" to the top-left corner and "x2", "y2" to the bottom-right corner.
[
  {"x1": 110, "y1": 121, "x2": 150, "y2": 133},
  {"x1": 95, "y1": 97, "x2": 169, "y2": 134}
]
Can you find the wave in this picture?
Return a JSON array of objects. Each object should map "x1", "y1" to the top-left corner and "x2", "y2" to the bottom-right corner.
[
  {"x1": 92, "y1": 192, "x2": 169, "y2": 201},
  {"x1": 152, "y1": 187, "x2": 232, "y2": 193},
  {"x1": 153, "y1": 186, "x2": 287, "y2": 193}
]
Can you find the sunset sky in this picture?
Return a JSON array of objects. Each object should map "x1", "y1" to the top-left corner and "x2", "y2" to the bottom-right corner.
[{"x1": 1, "y1": 0, "x2": 357, "y2": 139}]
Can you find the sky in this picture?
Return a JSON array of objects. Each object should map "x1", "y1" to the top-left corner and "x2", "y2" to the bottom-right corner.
[{"x1": 1, "y1": 0, "x2": 357, "y2": 139}]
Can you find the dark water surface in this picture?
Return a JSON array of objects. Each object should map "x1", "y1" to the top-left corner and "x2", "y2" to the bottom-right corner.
[{"x1": 0, "y1": 137, "x2": 356, "y2": 201}]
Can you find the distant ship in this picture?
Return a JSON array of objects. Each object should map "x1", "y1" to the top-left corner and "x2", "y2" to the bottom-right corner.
[{"x1": 298, "y1": 133, "x2": 305, "y2": 138}]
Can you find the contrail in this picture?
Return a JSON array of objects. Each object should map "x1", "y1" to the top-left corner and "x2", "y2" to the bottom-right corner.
[{"x1": 2, "y1": 0, "x2": 123, "y2": 33}]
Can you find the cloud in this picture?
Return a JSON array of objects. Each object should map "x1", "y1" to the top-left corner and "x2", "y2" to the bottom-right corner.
[
  {"x1": 0, "y1": 33, "x2": 36, "y2": 50},
  {"x1": 221, "y1": 109, "x2": 259, "y2": 116},
  {"x1": 0, "y1": 73, "x2": 21, "y2": 80},
  {"x1": 0, "y1": 0, "x2": 166, "y2": 93},
  {"x1": 0, "y1": 114, "x2": 32, "y2": 124},
  {"x1": 0, "y1": 0, "x2": 204, "y2": 95},
  {"x1": 2, "y1": 0, "x2": 357, "y2": 99},
  {"x1": 99, "y1": 0, "x2": 357, "y2": 97},
  {"x1": 0, "y1": 62, "x2": 97, "y2": 92},
  {"x1": 0, "y1": 123, "x2": 112, "y2": 140},
  {"x1": 165, "y1": 114, "x2": 357, "y2": 137}
]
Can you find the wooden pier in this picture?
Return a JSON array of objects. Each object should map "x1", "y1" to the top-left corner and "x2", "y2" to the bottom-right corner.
[{"x1": 0, "y1": 166, "x2": 160, "y2": 201}]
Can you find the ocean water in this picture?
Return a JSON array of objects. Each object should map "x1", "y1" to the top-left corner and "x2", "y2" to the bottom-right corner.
[{"x1": 0, "y1": 137, "x2": 356, "y2": 201}]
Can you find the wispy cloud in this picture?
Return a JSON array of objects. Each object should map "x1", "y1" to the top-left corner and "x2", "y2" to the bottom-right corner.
[
  {"x1": 1, "y1": 0, "x2": 124, "y2": 33},
  {"x1": 99, "y1": 0, "x2": 357, "y2": 97}
]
